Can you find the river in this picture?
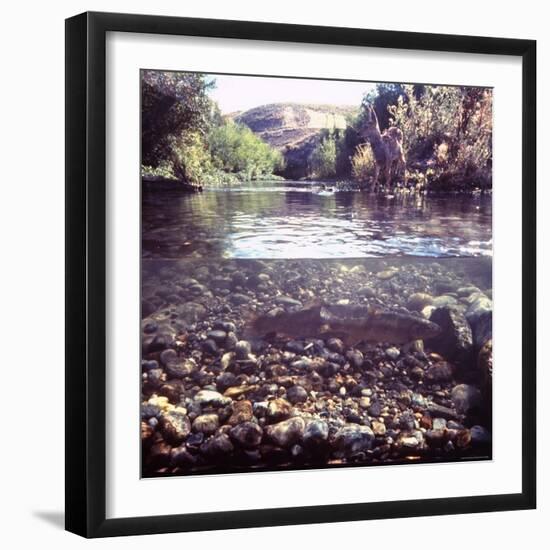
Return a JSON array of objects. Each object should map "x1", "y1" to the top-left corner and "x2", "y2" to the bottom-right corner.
[
  {"x1": 141, "y1": 182, "x2": 493, "y2": 477},
  {"x1": 142, "y1": 182, "x2": 492, "y2": 260}
]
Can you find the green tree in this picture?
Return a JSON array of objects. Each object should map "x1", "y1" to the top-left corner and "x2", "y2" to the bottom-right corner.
[
  {"x1": 362, "y1": 83, "x2": 406, "y2": 131},
  {"x1": 141, "y1": 71, "x2": 215, "y2": 168},
  {"x1": 209, "y1": 121, "x2": 284, "y2": 180},
  {"x1": 309, "y1": 134, "x2": 337, "y2": 179}
]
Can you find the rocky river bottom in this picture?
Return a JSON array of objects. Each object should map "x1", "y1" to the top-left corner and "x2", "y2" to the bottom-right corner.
[{"x1": 141, "y1": 257, "x2": 492, "y2": 477}]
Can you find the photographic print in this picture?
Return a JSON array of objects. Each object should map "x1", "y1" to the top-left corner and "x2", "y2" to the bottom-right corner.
[{"x1": 140, "y1": 70, "x2": 493, "y2": 478}]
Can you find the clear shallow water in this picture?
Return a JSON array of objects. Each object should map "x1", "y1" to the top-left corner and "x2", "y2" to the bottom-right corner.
[
  {"x1": 142, "y1": 182, "x2": 492, "y2": 259},
  {"x1": 141, "y1": 255, "x2": 493, "y2": 476}
]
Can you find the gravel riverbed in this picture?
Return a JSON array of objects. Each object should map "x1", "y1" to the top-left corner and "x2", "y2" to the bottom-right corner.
[{"x1": 141, "y1": 257, "x2": 492, "y2": 477}]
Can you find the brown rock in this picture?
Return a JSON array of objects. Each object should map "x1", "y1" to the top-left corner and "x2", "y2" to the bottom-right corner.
[
  {"x1": 426, "y1": 361, "x2": 454, "y2": 383},
  {"x1": 228, "y1": 400, "x2": 254, "y2": 425},
  {"x1": 478, "y1": 339, "x2": 493, "y2": 383},
  {"x1": 141, "y1": 421, "x2": 155, "y2": 449},
  {"x1": 223, "y1": 385, "x2": 258, "y2": 399},
  {"x1": 267, "y1": 398, "x2": 293, "y2": 423},
  {"x1": 456, "y1": 429, "x2": 472, "y2": 449},
  {"x1": 420, "y1": 415, "x2": 433, "y2": 429},
  {"x1": 159, "y1": 410, "x2": 191, "y2": 445},
  {"x1": 159, "y1": 380, "x2": 185, "y2": 403},
  {"x1": 266, "y1": 417, "x2": 305, "y2": 447},
  {"x1": 192, "y1": 414, "x2": 219, "y2": 435},
  {"x1": 229, "y1": 421, "x2": 263, "y2": 448}
]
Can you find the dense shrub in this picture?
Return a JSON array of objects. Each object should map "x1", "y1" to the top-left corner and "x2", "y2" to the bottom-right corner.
[
  {"x1": 351, "y1": 144, "x2": 376, "y2": 183},
  {"x1": 308, "y1": 135, "x2": 337, "y2": 179},
  {"x1": 387, "y1": 84, "x2": 492, "y2": 189},
  {"x1": 209, "y1": 121, "x2": 284, "y2": 180}
]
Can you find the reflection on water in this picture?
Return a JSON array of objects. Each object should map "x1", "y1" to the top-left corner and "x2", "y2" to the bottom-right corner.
[{"x1": 142, "y1": 182, "x2": 492, "y2": 260}]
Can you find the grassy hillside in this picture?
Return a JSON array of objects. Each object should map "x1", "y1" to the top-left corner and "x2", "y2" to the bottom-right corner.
[{"x1": 229, "y1": 103, "x2": 359, "y2": 179}]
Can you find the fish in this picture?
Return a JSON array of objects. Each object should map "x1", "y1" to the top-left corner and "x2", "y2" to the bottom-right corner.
[{"x1": 247, "y1": 303, "x2": 441, "y2": 346}]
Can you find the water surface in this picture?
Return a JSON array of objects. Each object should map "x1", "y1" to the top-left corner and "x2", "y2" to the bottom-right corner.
[{"x1": 142, "y1": 181, "x2": 492, "y2": 259}]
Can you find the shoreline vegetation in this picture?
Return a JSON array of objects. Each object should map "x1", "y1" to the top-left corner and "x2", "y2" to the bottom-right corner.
[{"x1": 141, "y1": 72, "x2": 493, "y2": 195}]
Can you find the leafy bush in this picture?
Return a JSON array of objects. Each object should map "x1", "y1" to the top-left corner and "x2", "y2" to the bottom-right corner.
[
  {"x1": 387, "y1": 84, "x2": 492, "y2": 189},
  {"x1": 169, "y1": 131, "x2": 214, "y2": 183},
  {"x1": 309, "y1": 135, "x2": 337, "y2": 179},
  {"x1": 209, "y1": 121, "x2": 284, "y2": 180},
  {"x1": 141, "y1": 161, "x2": 178, "y2": 180},
  {"x1": 351, "y1": 144, "x2": 376, "y2": 183}
]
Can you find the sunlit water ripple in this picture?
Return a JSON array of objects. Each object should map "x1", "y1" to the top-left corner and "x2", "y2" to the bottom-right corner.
[{"x1": 142, "y1": 181, "x2": 492, "y2": 259}]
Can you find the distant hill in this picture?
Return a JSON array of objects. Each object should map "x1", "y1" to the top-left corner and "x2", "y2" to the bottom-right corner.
[{"x1": 228, "y1": 103, "x2": 359, "y2": 179}]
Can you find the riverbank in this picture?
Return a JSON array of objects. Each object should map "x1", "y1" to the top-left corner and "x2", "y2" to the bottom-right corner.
[
  {"x1": 142, "y1": 176, "x2": 204, "y2": 193},
  {"x1": 141, "y1": 257, "x2": 492, "y2": 477},
  {"x1": 143, "y1": 175, "x2": 492, "y2": 196}
]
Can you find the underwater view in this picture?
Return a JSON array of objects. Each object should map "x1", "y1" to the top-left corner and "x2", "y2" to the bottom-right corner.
[
  {"x1": 141, "y1": 186, "x2": 492, "y2": 477},
  {"x1": 140, "y1": 71, "x2": 492, "y2": 477}
]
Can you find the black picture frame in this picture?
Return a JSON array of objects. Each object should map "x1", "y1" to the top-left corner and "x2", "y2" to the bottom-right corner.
[{"x1": 65, "y1": 11, "x2": 536, "y2": 538}]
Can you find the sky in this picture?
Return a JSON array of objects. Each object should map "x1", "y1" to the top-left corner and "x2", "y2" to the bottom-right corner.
[{"x1": 208, "y1": 73, "x2": 375, "y2": 114}]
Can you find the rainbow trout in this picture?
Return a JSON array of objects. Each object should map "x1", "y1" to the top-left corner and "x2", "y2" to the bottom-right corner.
[{"x1": 249, "y1": 304, "x2": 441, "y2": 345}]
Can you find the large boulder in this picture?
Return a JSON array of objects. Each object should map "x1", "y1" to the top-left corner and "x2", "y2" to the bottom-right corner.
[
  {"x1": 333, "y1": 424, "x2": 375, "y2": 456},
  {"x1": 428, "y1": 307, "x2": 473, "y2": 368},
  {"x1": 265, "y1": 417, "x2": 306, "y2": 448}
]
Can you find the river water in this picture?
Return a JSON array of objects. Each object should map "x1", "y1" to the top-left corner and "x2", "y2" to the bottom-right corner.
[
  {"x1": 142, "y1": 182, "x2": 492, "y2": 260},
  {"x1": 141, "y1": 182, "x2": 493, "y2": 476}
]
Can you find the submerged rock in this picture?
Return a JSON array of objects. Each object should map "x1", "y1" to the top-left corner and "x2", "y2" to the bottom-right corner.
[
  {"x1": 200, "y1": 433, "x2": 234, "y2": 458},
  {"x1": 267, "y1": 398, "x2": 293, "y2": 422},
  {"x1": 426, "y1": 361, "x2": 454, "y2": 383},
  {"x1": 207, "y1": 330, "x2": 227, "y2": 344},
  {"x1": 194, "y1": 390, "x2": 231, "y2": 408},
  {"x1": 287, "y1": 385, "x2": 308, "y2": 405},
  {"x1": 470, "y1": 310, "x2": 492, "y2": 349},
  {"x1": 170, "y1": 445, "x2": 196, "y2": 467},
  {"x1": 334, "y1": 424, "x2": 375, "y2": 455},
  {"x1": 371, "y1": 420, "x2": 386, "y2": 436},
  {"x1": 302, "y1": 419, "x2": 329, "y2": 450},
  {"x1": 192, "y1": 414, "x2": 219, "y2": 435},
  {"x1": 229, "y1": 421, "x2": 263, "y2": 448},
  {"x1": 478, "y1": 339, "x2": 493, "y2": 383},
  {"x1": 407, "y1": 292, "x2": 434, "y2": 312},
  {"x1": 428, "y1": 307, "x2": 473, "y2": 367},
  {"x1": 470, "y1": 425, "x2": 492, "y2": 446},
  {"x1": 385, "y1": 347, "x2": 400, "y2": 360},
  {"x1": 159, "y1": 410, "x2": 191, "y2": 445},
  {"x1": 165, "y1": 359, "x2": 196, "y2": 379},
  {"x1": 227, "y1": 400, "x2": 254, "y2": 425},
  {"x1": 266, "y1": 417, "x2": 306, "y2": 447},
  {"x1": 235, "y1": 340, "x2": 252, "y2": 360},
  {"x1": 451, "y1": 384, "x2": 482, "y2": 414},
  {"x1": 175, "y1": 302, "x2": 207, "y2": 323}
]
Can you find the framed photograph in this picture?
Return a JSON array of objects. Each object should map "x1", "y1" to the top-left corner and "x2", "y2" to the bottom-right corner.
[{"x1": 65, "y1": 11, "x2": 536, "y2": 538}]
